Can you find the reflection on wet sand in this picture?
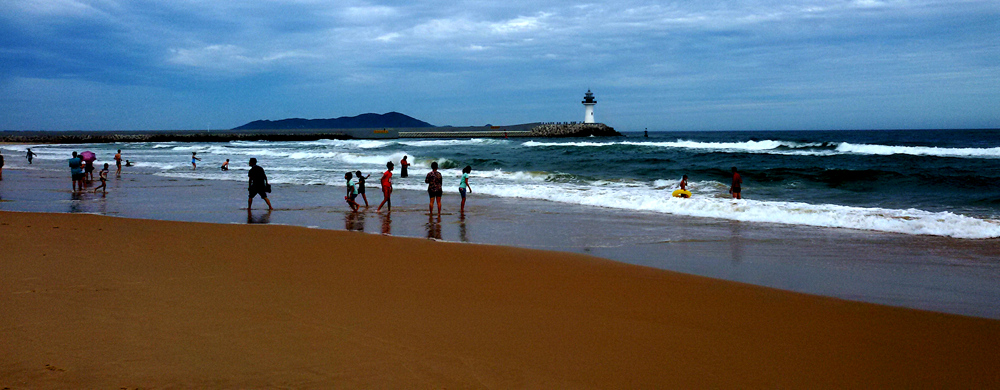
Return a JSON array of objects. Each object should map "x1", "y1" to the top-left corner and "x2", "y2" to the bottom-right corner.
[
  {"x1": 426, "y1": 214, "x2": 442, "y2": 240},
  {"x1": 459, "y1": 214, "x2": 468, "y2": 242},
  {"x1": 247, "y1": 210, "x2": 272, "y2": 224},
  {"x1": 380, "y1": 212, "x2": 391, "y2": 235},
  {"x1": 729, "y1": 220, "x2": 743, "y2": 264},
  {"x1": 345, "y1": 211, "x2": 365, "y2": 231}
]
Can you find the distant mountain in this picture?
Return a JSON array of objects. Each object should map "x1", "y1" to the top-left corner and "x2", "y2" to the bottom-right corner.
[{"x1": 233, "y1": 112, "x2": 434, "y2": 130}]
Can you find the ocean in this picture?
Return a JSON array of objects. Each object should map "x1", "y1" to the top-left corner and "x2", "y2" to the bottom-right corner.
[{"x1": 12, "y1": 128, "x2": 998, "y2": 239}]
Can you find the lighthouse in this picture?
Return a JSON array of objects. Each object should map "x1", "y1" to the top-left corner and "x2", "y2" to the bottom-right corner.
[{"x1": 582, "y1": 89, "x2": 597, "y2": 123}]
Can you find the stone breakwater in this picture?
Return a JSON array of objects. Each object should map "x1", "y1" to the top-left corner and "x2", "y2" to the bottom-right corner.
[
  {"x1": 529, "y1": 123, "x2": 620, "y2": 137},
  {"x1": 1, "y1": 123, "x2": 621, "y2": 143}
]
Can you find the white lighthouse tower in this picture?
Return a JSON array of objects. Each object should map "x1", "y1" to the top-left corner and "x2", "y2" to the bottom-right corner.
[{"x1": 582, "y1": 89, "x2": 597, "y2": 123}]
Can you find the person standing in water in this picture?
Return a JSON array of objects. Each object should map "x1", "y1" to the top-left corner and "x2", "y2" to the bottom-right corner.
[
  {"x1": 377, "y1": 161, "x2": 394, "y2": 212},
  {"x1": 191, "y1": 152, "x2": 201, "y2": 170},
  {"x1": 345, "y1": 172, "x2": 360, "y2": 212},
  {"x1": 221, "y1": 159, "x2": 230, "y2": 171},
  {"x1": 0, "y1": 151, "x2": 5, "y2": 181},
  {"x1": 68, "y1": 152, "x2": 84, "y2": 192},
  {"x1": 400, "y1": 156, "x2": 409, "y2": 178},
  {"x1": 459, "y1": 165, "x2": 472, "y2": 213},
  {"x1": 248, "y1": 158, "x2": 273, "y2": 210},
  {"x1": 26, "y1": 148, "x2": 36, "y2": 164},
  {"x1": 425, "y1": 161, "x2": 443, "y2": 215},
  {"x1": 730, "y1": 167, "x2": 742, "y2": 199},
  {"x1": 114, "y1": 149, "x2": 123, "y2": 177},
  {"x1": 355, "y1": 170, "x2": 371, "y2": 207},
  {"x1": 93, "y1": 163, "x2": 109, "y2": 194}
]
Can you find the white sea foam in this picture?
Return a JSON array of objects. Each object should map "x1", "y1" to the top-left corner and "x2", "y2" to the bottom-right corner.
[
  {"x1": 523, "y1": 139, "x2": 1000, "y2": 159},
  {"x1": 400, "y1": 139, "x2": 508, "y2": 147},
  {"x1": 835, "y1": 143, "x2": 1000, "y2": 158}
]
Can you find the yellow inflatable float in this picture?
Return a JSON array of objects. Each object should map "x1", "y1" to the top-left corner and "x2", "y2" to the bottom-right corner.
[{"x1": 672, "y1": 189, "x2": 691, "y2": 198}]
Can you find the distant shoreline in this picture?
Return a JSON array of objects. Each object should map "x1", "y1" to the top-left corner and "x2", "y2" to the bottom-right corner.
[{"x1": 0, "y1": 123, "x2": 620, "y2": 143}]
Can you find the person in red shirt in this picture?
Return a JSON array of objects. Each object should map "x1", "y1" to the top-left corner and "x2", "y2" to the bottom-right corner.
[
  {"x1": 730, "y1": 167, "x2": 742, "y2": 199},
  {"x1": 377, "y1": 161, "x2": 394, "y2": 212}
]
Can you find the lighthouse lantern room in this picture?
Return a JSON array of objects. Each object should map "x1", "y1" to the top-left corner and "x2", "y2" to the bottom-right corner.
[{"x1": 582, "y1": 90, "x2": 597, "y2": 124}]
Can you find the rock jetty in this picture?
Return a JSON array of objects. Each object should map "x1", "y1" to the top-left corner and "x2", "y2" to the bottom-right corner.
[{"x1": 529, "y1": 123, "x2": 620, "y2": 137}]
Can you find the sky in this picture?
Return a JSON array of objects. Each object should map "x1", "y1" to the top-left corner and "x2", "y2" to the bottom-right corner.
[{"x1": 1, "y1": 0, "x2": 998, "y2": 131}]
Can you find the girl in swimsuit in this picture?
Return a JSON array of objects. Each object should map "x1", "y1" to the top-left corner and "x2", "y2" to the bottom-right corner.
[{"x1": 377, "y1": 162, "x2": 394, "y2": 212}]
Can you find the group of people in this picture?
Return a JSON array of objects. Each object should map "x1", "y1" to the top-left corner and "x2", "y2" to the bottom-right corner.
[
  {"x1": 674, "y1": 167, "x2": 743, "y2": 199},
  {"x1": 243, "y1": 154, "x2": 474, "y2": 216},
  {"x1": 61, "y1": 149, "x2": 124, "y2": 193}
]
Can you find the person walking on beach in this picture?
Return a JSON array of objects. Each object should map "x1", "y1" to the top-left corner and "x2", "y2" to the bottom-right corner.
[
  {"x1": 355, "y1": 170, "x2": 371, "y2": 207},
  {"x1": 730, "y1": 167, "x2": 742, "y2": 199},
  {"x1": 425, "y1": 161, "x2": 443, "y2": 215},
  {"x1": 114, "y1": 149, "x2": 123, "y2": 177},
  {"x1": 459, "y1": 165, "x2": 473, "y2": 213},
  {"x1": 191, "y1": 152, "x2": 201, "y2": 170},
  {"x1": 221, "y1": 159, "x2": 229, "y2": 171},
  {"x1": 93, "y1": 163, "x2": 109, "y2": 194},
  {"x1": 69, "y1": 152, "x2": 84, "y2": 192},
  {"x1": 248, "y1": 158, "x2": 273, "y2": 210},
  {"x1": 345, "y1": 172, "x2": 360, "y2": 212},
  {"x1": 400, "y1": 156, "x2": 409, "y2": 178},
  {"x1": 26, "y1": 148, "x2": 36, "y2": 164},
  {"x1": 377, "y1": 161, "x2": 393, "y2": 212}
]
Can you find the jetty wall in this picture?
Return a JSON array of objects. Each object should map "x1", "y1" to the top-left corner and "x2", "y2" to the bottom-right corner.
[{"x1": 0, "y1": 123, "x2": 619, "y2": 144}]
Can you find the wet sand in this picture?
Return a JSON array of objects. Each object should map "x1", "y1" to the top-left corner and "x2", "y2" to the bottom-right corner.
[
  {"x1": 1, "y1": 158, "x2": 998, "y2": 318},
  {"x1": 2, "y1": 211, "x2": 999, "y2": 388}
]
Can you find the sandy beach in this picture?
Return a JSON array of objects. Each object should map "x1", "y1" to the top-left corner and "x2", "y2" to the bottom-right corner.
[{"x1": 2, "y1": 211, "x2": 998, "y2": 388}]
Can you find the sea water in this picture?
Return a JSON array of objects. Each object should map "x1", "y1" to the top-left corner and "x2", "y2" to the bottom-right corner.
[{"x1": 9, "y1": 129, "x2": 998, "y2": 239}]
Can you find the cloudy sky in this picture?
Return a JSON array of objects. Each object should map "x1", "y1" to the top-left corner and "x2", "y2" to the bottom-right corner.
[{"x1": 1, "y1": 0, "x2": 997, "y2": 131}]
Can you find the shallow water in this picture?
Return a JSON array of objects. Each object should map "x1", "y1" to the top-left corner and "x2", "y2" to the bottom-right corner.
[{"x1": 1, "y1": 160, "x2": 998, "y2": 319}]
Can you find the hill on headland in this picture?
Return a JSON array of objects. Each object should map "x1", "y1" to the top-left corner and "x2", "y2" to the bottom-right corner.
[{"x1": 233, "y1": 112, "x2": 434, "y2": 130}]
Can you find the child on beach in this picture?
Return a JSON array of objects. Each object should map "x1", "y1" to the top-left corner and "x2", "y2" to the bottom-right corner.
[
  {"x1": 377, "y1": 161, "x2": 394, "y2": 212},
  {"x1": 221, "y1": 159, "x2": 229, "y2": 171},
  {"x1": 425, "y1": 161, "x2": 443, "y2": 215},
  {"x1": 191, "y1": 152, "x2": 201, "y2": 170},
  {"x1": 345, "y1": 172, "x2": 360, "y2": 212},
  {"x1": 459, "y1": 165, "x2": 472, "y2": 213},
  {"x1": 93, "y1": 163, "x2": 109, "y2": 193},
  {"x1": 26, "y1": 148, "x2": 36, "y2": 164},
  {"x1": 355, "y1": 170, "x2": 371, "y2": 207}
]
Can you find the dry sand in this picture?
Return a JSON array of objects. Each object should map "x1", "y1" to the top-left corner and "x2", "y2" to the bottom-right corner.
[{"x1": 1, "y1": 211, "x2": 998, "y2": 388}]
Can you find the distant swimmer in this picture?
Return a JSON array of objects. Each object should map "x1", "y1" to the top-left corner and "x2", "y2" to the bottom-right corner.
[
  {"x1": 191, "y1": 152, "x2": 201, "y2": 170},
  {"x1": 400, "y1": 156, "x2": 409, "y2": 178},
  {"x1": 221, "y1": 159, "x2": 230, "y2": 171},
  {"x1": 730, "y1": 167, "x2": 742, "y2": 199},
  {"x1": 125, "y1": 160, "x2": 133, "y2": 167},
  {"x1": 672, "y1": 174, "x2": 691, "y2": 198},
  {"x1": 26, "y1": 148, "x2": 36, "y2": 164},
  {"x1": 114, "y1": 149, "x2": 123, "y2": 177},
  {"x1": 377, "y1": 161, "x2": 394, "y2": 212}
]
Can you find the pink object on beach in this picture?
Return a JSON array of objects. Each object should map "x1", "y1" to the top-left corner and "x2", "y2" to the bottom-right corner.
[{"x1": 80, "y1": 151, "x2": 96, "y2": 161}]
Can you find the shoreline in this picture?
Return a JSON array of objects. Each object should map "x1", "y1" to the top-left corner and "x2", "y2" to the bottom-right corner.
[
  {"x1": 2, "y1": 211, "x2": 998, "y2": 387},
  {"x1": 1, "y1": 161, "x2": 999, "y2": 319}
]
